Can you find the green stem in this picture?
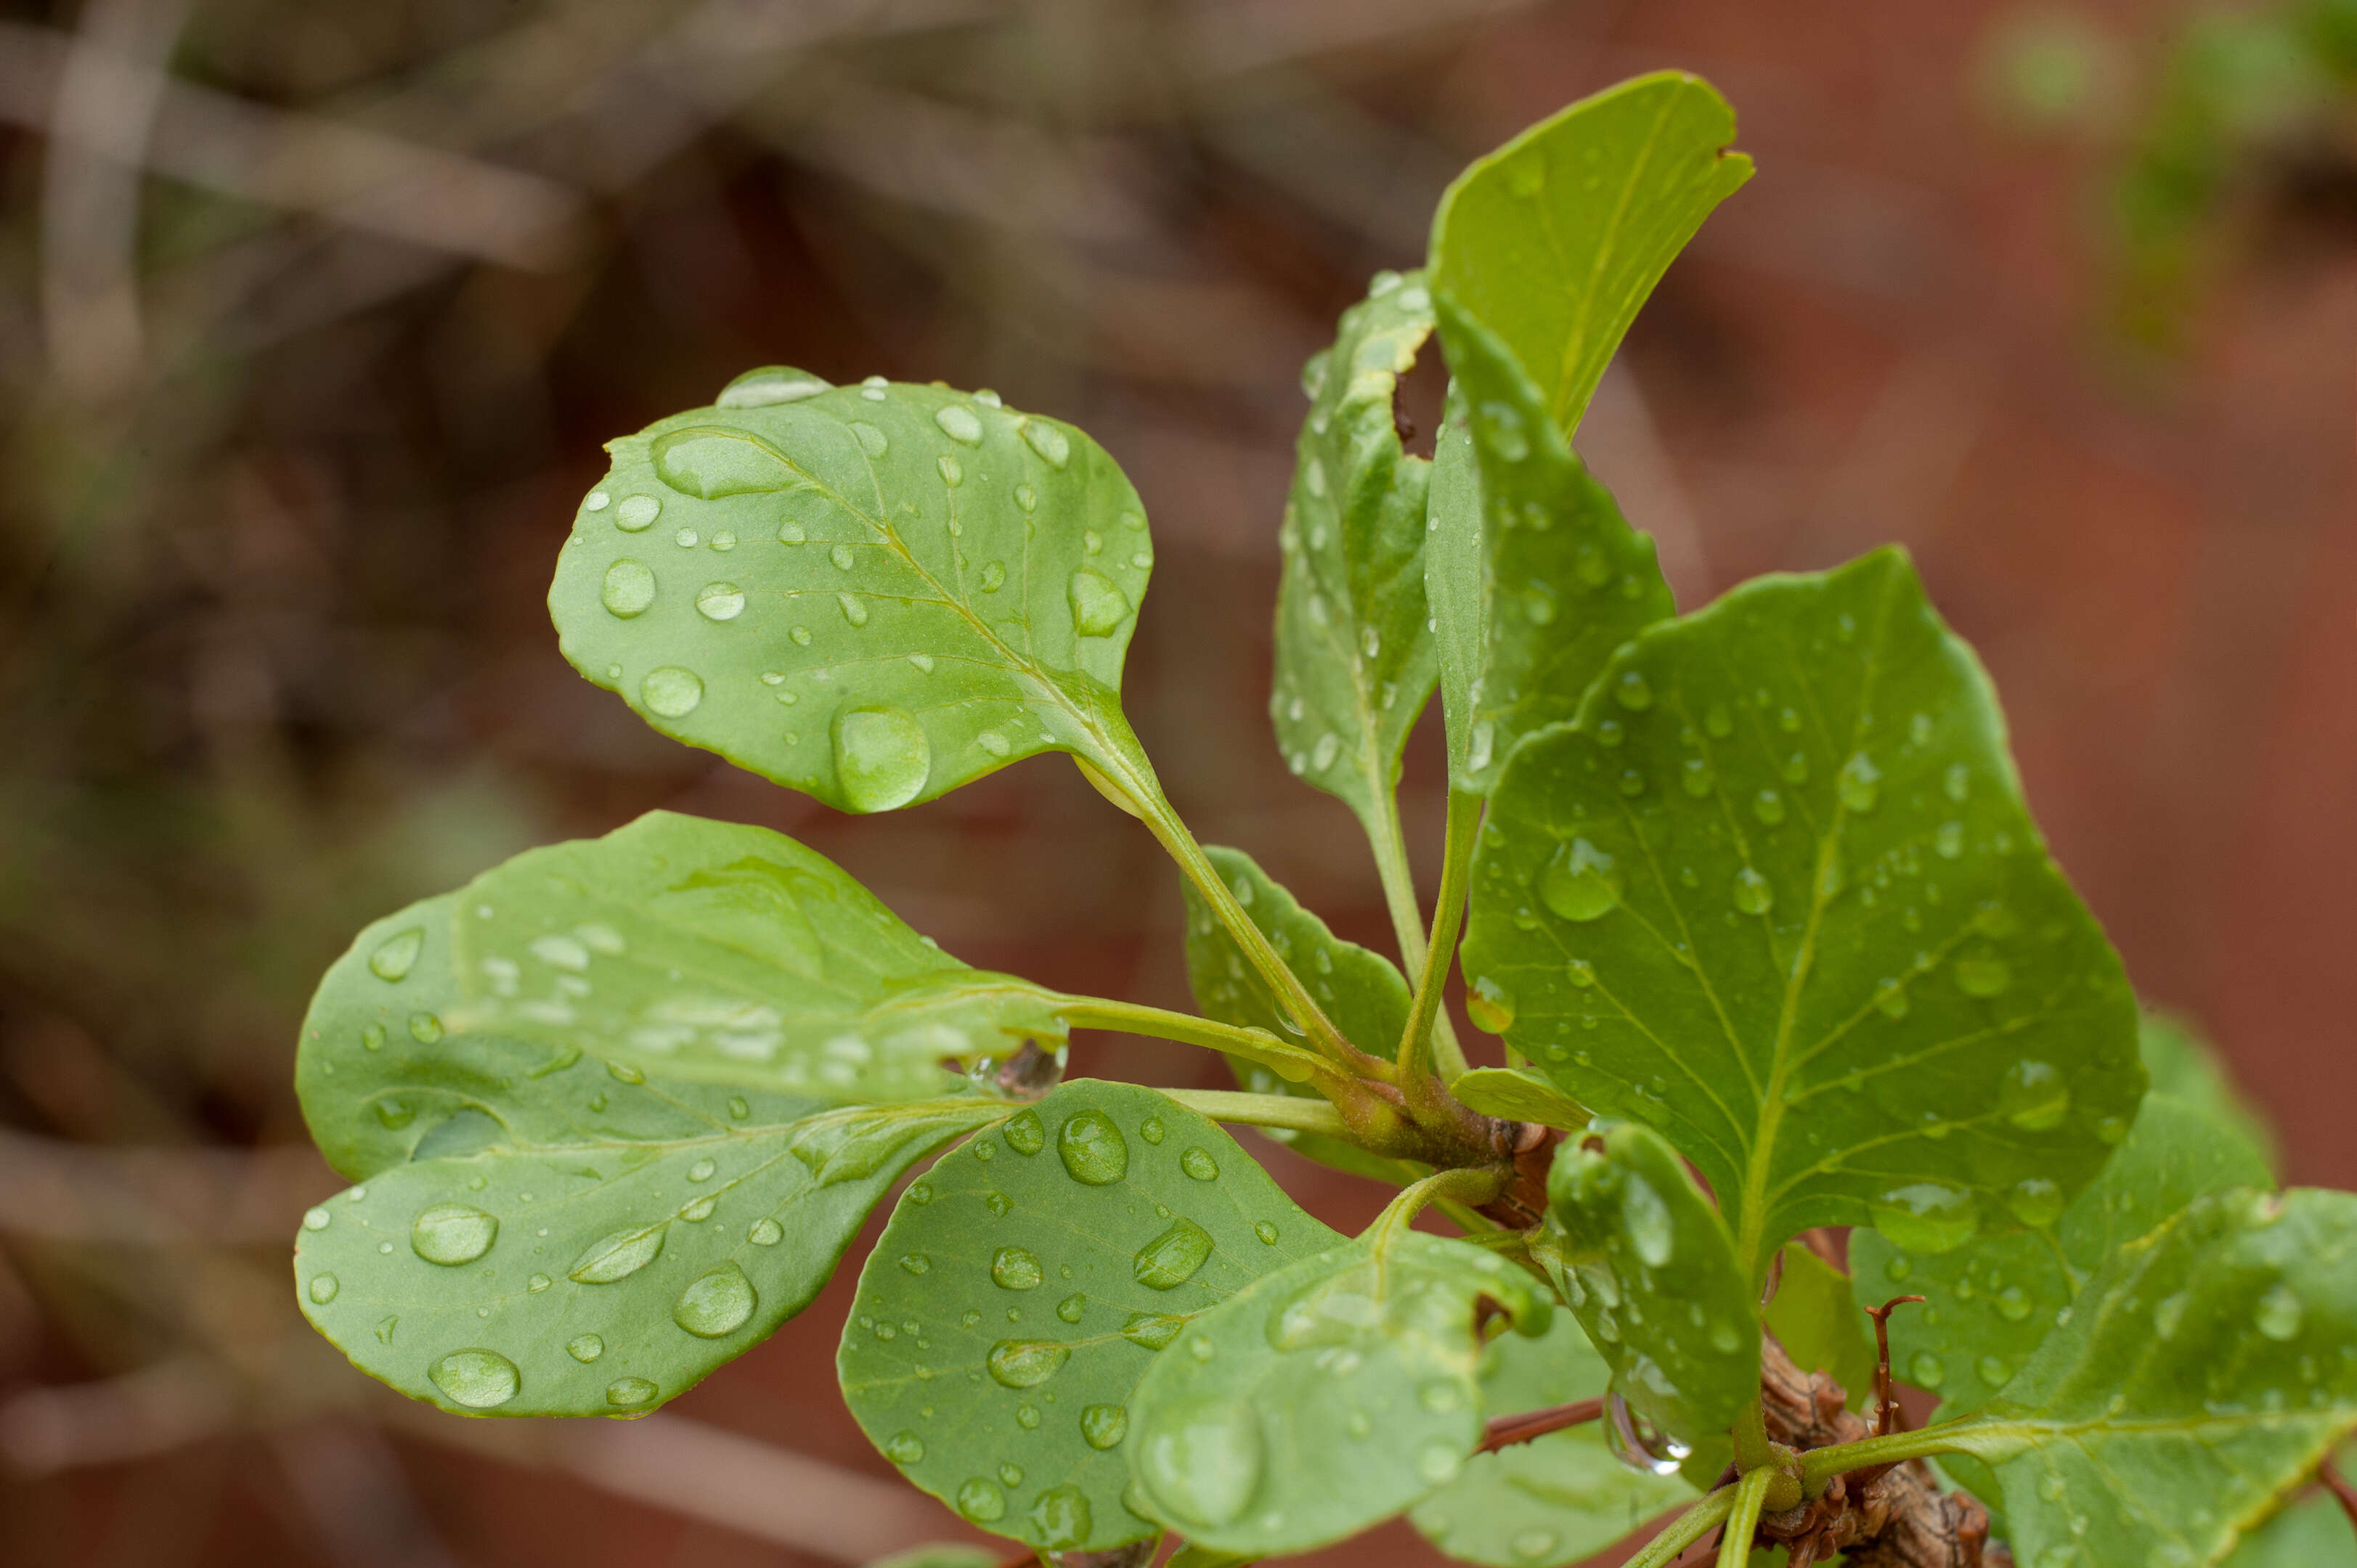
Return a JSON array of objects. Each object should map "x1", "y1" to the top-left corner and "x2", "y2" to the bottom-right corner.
[
  {"x1": 1369, "y1": 1167, "x2": 1505, "y2": 1239},
  {"x1": 1055, "y1": 997, "x2": 1331, "y2": 1085},
  {"x1": 1730, "y1": 1399, "x2": 1772, "y2": 1475},
  {"x1": 1368, "y1": 793, "x2": 1472, "y2": 1080},
  {"x1": 1798, "y1": 1426, "x2": 1979, "y2": 1492},
  {"x1": 1623, "y1": 1488, "x2": 1735, "y2": 1568},
  {"x1": 1397, "y1": 788, "x2": 1481, "y2": 1085},
  {"x1": 1157, "y1": 1087, "x2": 1351, "y2": 1136},
  {"x1": 1717, "y1": 1466, "x2": 1774, "y2": 1568}
]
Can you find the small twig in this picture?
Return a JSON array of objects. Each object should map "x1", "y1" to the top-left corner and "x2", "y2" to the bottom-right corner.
[
  {"x1": 1477, "y1": 1397, "x2": 1608, "y2": 1454},
  {"x1": 1864, "y1": 1296, "x2": 1925, "y2": 1439},
  {"x1": 2321, "y1": 1458, "x2": 2357, "y2": 1535}
]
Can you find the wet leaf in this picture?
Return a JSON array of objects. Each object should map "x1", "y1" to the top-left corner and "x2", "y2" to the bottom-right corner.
[
  {"x1": 836, "y1": 1080, "x2": 1341, "y2": 1554},
  {"x1": 864, "y1": 1548, "x2": 998, "y2": 1568},
  {"x1": 1181, "y1": 846, "x2": 1425, "y2": 1187},
  {"x1": 1543, "y1": 1122, "x2": 1758, "y2": 1442},
  {"x1": 1460, "y1": 549, "x2": 2145, "y2": 1283},
  {"x1": 2222, "y1": 1490, "x2": 2357, "y2": 1566},
  {"x1": 1446, "y1": 1067, "x2": 1588, "y2": 1131},
  {"x1": 1422, "y1": 306, "x2": 1672, "y2": 796},
  {"x1": 1122, "y1": 1201, "x2": 1553, "y2": 1555},
  {"x1": 1428, "y1": 72, "x2": 1751, "y2": 440},
  {"x1": 294, "y1": 1092, "x2": 1009, "y2": 1417},
  {"x1": 1851, "y1": 1093, "x2": 2271, "y2": 1420},
  {"x1": 1762, "y1": 1243, "x2": 1875, "y2": 1409},
  {"x1": 298, "y1": 813, "x2": 1069, "y2": 1149},
  {"x1": 1270, "y1": 271, "x2": 1440, "y2": 830},
  {"x1": 1937, "y1": 1188, "x2": 2357, "y2": 1568},
  {"x1": 552, "y1": 376, "x2": 1154, "y2": 813},
  {"x1": 1409, "y1": 1312, "x2": 1690, "y2": 1567}
]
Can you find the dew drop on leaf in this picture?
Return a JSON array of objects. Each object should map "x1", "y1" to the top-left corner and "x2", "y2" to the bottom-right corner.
[
  {"x1": 1068, "y1": 569, "x2": 1130, "y2": 637},
  {"x1": 1467, "y1": 977, "x2": 1516, "y2": 1033},
  {"x1": 1254, "y1": 1221, "x2": 1279, "y2": 1245},
  {"x1": 748, "y1": 1218, "x2": 783, "y2": 1246},
  {"x1": 694, "y1": 582, "x2": 744, "y2": 621},
  {"x1": 607, "y1": 1377, "x2": 659, "y2": 1408},
  {"x1": 2256, "y1": 1283, "x2": 2303, "y2": 1342},
  {"x1": 1541, "y1": 838, "x2": 1621, "y2": 923},
  {"x1": 1136, "y1": 1397, "x2": 1263, "y2": 1529},
  {"x1": 1057, "y1": 1294, "x2": 1087, "y2": 1323},
  {"x1": 956, "y1": 1478, "x2": 1007, "y2": 1522},
  {"x1": 411, "y1": 1203, "x2": 498, "y2": 1265},
  {"x1": 429, "y1": 1349, "x2": 520, "y2": 1409},
  {"x1": 640, "y1": 666, "x2": 704, "y2": 718},
  {"x1": 992, "y1": 1248, "x2": 1043, "y2": 1291},
  {"x1": 1179, "y1": 1148, "x2": 1218, "y2": 1181},
  {"x1": 831, "y1": 706, "x2": 931, "y2": 812},
  {"x1": 1907, "y1": 1351, "x2": 1945, "y2": 1389},
  {"x1": 987, "y1": 1339, "x2": 1070, "y2": 1388},
  {"x1": 369, "y1": 928, "x2": 423, "y2": 981},
  {"x1": 1021, "y1": 420, "x2": 1070, "y2": 468},
  {"x1": 1004, "y1": 1110, "x2": 1046, "y2": 1155},
  {"x1": 1730, "y1": 867, "x2": 1774, "y2": 917},
  {"x1": 1057, "y1": 1111, "x2": 1129, "y2": 1185},
  {"x1": 615, "y1": 495, "x2": 660, "y2": 531},
  {"x1": 1133, "y1": 1219, "x2": 1213, "y2": 1289},
  {"x1": 567, "y1": 1334, "x2": 604, "y2": 1362},
  {"x1": 1870, "y1": 1184, "x2": 1978, "y2": 1254},
  {"x1": 672, "y1": 1262, "x2": 757, "y2": 1337},
  {"x1": 308, "y1": 1273, "x2": 339, "y2": 1304},
  {"x1": 1029, "y1": 1484, "x2": 1092, "y2": 1550},
  {"x1": 882, "y1": 1431, "x2": 924, "y2": 1464},
  {"x1": 1080, "y1": 1402, "x2": 1128, "y2": 1450},
  {"x1": 1139, "y1": 1117, "x2": 1165, "y2": 1146}
]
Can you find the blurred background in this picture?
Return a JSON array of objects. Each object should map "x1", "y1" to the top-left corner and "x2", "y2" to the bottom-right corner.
[{"x1": 1, "y1": 0, "x2": 2353, "y2": 1564}]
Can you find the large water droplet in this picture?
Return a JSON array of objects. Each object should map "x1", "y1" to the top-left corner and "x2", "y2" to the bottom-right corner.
[
  {"x1": 570, "y1": 1223, "x2": 666, "y2": 1283},
  {"x1": 641, "y1": 667, "x2": 704, "y2": 718},
  {"x1": 1180, "y1": 1148, "x2": 1219, "y2": 1181},
  {"x1": 1466, "y1": 977, "x2": 1516, "y2": 1033},
  {"x1": 429, "y1": 1349, "x2": 520, "y2": 1408},
  {"x1": 1541, "y1": 838, "x2": 1622, "y2": 923},
  {"x1": 1870, "y1": 1183, "x2": 1979, "y2": 1253},
  {"x1": 607, "y1": 1377, "x2": 659, "y2": 1408},
  {"x1": 956, "y1": 1478, "x2": 1006, "y2": 1522},
  {"x1": 370, "y1": 928, "x2": 424, "y2": 981},
  {"x1": 1839, "y1": 753, "x2": 1882, "y2": 813},
  {"x1": 1133, "y1": 1219, "x2": 1214, "y2": 1289},
  {"x1": 2256, "y1": 1282, "x2": 2303, "y2": 1341},
  {"x1": 1001, "y1": 1108, "x2": 1046, "y2": 1156},
  {"x1": 672, "y1": 1262, "x2": 757, "y2": 1337},
  {"x1": 412, "y1": 1203, "x2": 498, "y2": 1265},
  {"x1": 615, "y1": 495, "x2": 661, "y2": 531},
  {"x1": 1021, "y1": 420, "x2": 1071, "y2": 468},
  {"x1": 1753, "y1": 789, "x2": 1786, "y2": 826},
  {"x1": 1057, "y1": 1294, "x2": 1087, "y2": 1323},
  {"x1": 1908, "y1": 1351, "x2": 1946, "y2": 1389},
  {"x1": 1057, "y1": 1111, "x2": 1130, "y2": 1185},
  {"x1": 2007, "y1": 1178, "x2": 2064, "y2": 1227},
  {"x1": 1612, "y1": 670, "x2": 1653, "y2": 711},
  {"x1": 993, "y1": 1248, "x2": 1043, "y2": 1291},
  {"x1": 1955, "y1": 951, "x2": 2013, "y2": 999},
  {"x1": 987, "y1": 1339, "x2": 1070, "y2": 1388},
  {"x1": 1079, "y1": 1403, "x2": 1130, "y2": 1450},
  {"x1": 308, "y1": 1273, "x2": 339, "y2": 1304},
  {"x1": 695, "y1": 581, "x2": 744, "y2": 621},
  {"x1": 716, "y1": 366, "x2": 829, "y2": 407},
  {"x1": 882, "y1": 1430, "x2": 925, "y2": 1464},
  {"x1": 567, "y1": 1334, "x2": 605, "y2": 1362},
  {"x1": 832, "y1": 706, "x2": 931, "y2": 812},
  {"x1": 2000, "y1": 1061, "x2": 2071, "y2": 1130},
  {"x1": 1069, "y1": 569, "x2": 1130, "y2": 637},
  {"x1": 653, "y1": 428, "x2": 796, "y2": 497},
  {"x1": 1123, "y1": 1312, "x2": 1184, "y2": 1349},
  {"x1": 850, "y1": 422, "x2": 888, "y2": 457},
  {"x1": 1511, "y1": 1529, "x2": 1560, "y2": 1561},
  {"x1": 1731, "y1": 867, "x2": 1774, "y2": 916},
  {"x1": 1621, "y1": 1173, "x2": 1676, "y2": 1268},
  {"x1": 1137, "y1": 1397, "x2": 1263, "y2": 1528}
]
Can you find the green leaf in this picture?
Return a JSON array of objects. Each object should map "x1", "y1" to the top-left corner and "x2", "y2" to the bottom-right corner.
[
  {"x1": 1447, "y1": 1067, "x2": 1588, "y2": 1131},
  {"x1": 1460, "y1": 548, "x2": 2146, "y2": 1281},
  {"x1": 1428, "y1": 71, "x2": 1751, "y2": 440},
  {"x1": 294, "y1": 1089, "x2": 1009, "y2": 1416},
  {"x1": 298, "y1": 813, "x2": 1070, "y2": 1139},
  {"x1": 1851, "y1": 1093, "x2": 2273, "y2": 1418},
  {"x1": 864, "y1": 1548, "x2": 997, "y2": 1568},
  {"x1": 2141, "y1": 1008, "x2": 2279, "y2": 1175},
  {"x1": 1938, "y1": 1188, "x2": 2357, "y2": 1568},
  {"x1": 1424, "y1": 299, "x2": 1674, "y2": 795},
  {"x1": 1269, "y1": 271, "x2": 1440, "y2": 830},
  {"x1": 1409, "y1": 1312, "x2": 1691, "y2": 1567},
  {"x1": 1762, "y1": 1243, "x2": 1875, "y2": 1409},
  {"x1": 1123, "y1": 1207, "x2": 1554, "y2": 1556},
  {"x1": 1542, "y1": 1121, "x2": 1759, "y2": 1442},
  {"x1": 2223, "y1": 1491, "x2": 2357, "y2": 1567},
  {"x1": 1181, "y1": 846, "x2": 1425, "y2": 1186},
  {"x1": 836, "y1": 1079, "x2": 1344, "y2": 1554},
  {"x1": 551, "y1": 377, "x2": 1155, "y2": 812}
]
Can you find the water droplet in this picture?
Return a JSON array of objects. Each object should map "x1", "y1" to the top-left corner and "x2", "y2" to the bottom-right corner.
[
  {"x1": 1004, "y1": 1109, "x2": 1046, "y2": 1155},
  {"x1": 1021, "y1": 420, "x2": 1071, "y2": 468},
  {"x1": 1753, "y1": 789, "x2": 1786, "y2": 825},
  {"x1": 836, "y1": 592, "x2": 868, "y2": 628},
  {"x1": 987, "y1": 1339, "x2": 1070, "y2": 1388},
  {"x1": 832, "y1": 706, "x2": 930, "y2": 812},
  {"x1": 681, "y1": 1196, "x2": 715, "y2": 1222},
  {"x1": 1069, "y1": 569, "x2": 1130, "y2": 637},
  {"x1": 1122, "y1": 1312, "x2": 1184, "y2": 1349},
  {"x1": 672, "y1": 1263, "x2": 757, "y2": 1337},
  {"x1": 1621, "y1": 1173, "x2": 1677, "y2": 1267},
  {"x1": 303, "y1": 1206, "x2": 334, "y2": 1233},
  {"x1": 1731, "y1": 867, "x2": 1774, "y2": 916},
  {"x1": 1511, "y1": 1529, "x2": 1559, "y2": 1561},
  {"x1": 2256, "y1": 1283, "x2": 2303, "y2": 1341},
  {"x1": 1179, "y1": 1148, "x2": 1218, "y2": 1181},
  {"x1": 2007, "y1": 1177, "x2": 2064, "y2": 1228},
  {"x1": 1977, "y1": 1355, "x2": 2014, "y2": 1389},
  {"x1": 408, "y1": 1013, "x2": 443, "y2": 1044},
  {"x1": 1679, "y1": 758, "x2": 1714, "y2": 798},
  {"x1": 1057, "y1": 1111, "x2": 1130, "y2": 1185},
  {"x1": 615, "y1": 495, "x2": 661, "y2": 531},
  {"x1": 2000, "y1": 1061, "x2": 2070, "y2": 1130},
  {"x1": 308, "y1": 1273, "x2": 339, "y2": 1304},
  {"x1": 641, "y1": 667, "x2": 704, "y2": 718},
  {"x1": 602, "y1": 1376, "x2": 658, "y2": 1408},
  {"x1": 850, "y1": 421, "x2": 889, "y2": 457},
  {"x1": 412, "y1": 1203, "x2": 498, "y2": 1265},
  {"x1": 1417, "y1": 1441, "x2": 1464, "y2": 1485},
  {"x1": 1137, "y1": 1397, "x2": 1262, "y2": 1528},
  {"x1": 1955, "y1": 952, "x2": 2012, "y2": 998},
  {"x1": 528, "y1": 1273, "x2": 553, "y2": 1293},
  {"x1": 978, "y1": 560, "x2": 1007, "y2": 593},
  {"x1": 1870, "y1": 1184, "x2": 1979, "y2": 1253},
  {"x1": 1935, "y1": 821, "x2": 1966, "y2": 859},
  {"x1": 922, "y1": 404, "x2": 980, "y2": 445},
  {"x1": 993, "y1": 1248, "x2": 1043, "y2": 1291},
  {"x1": 428, "y1": 1350, "x2": 520, "y2": 1409},
  {"x1": 1140, "y1": 1117, "x2": 1165, "y2": 1146},
  {"x1": 367, "y1": 928, "x2": 425, "y2": 981},
  {"x1": 1254, "y1": 1221, "x2": 1279, "y2": 1245},
  {"x1": 985, "y1": 1192, "x2": 1011, "y2": 1217},
  {"x1": 1467, "y1": 721, "x2": 1496, "y2": 772},
  {"x1": 561, "y1": 1333, "x2": 604, "y2": 1363},
  {"x1": 749, "y1": 1218, "x2": 783, "y2": 1246},
  {"x1": 687, "y1": 1158, "x2": 717, "y2": 1183},
  {"x1": 1541, "y1": 838, "x2": 1622, "y2": 922},
  {"x1": 693, "y1": 581, "x2": 744, "y2": 621},
  {"x1": 956, "y1": 1478, "x2": 1006, "y2": 1522},
  {"x1": 675, "y1": 528, "x2": 698, "y2": 549},
  {"x1": 584, "y1": 491, "x2": 612, "y2": 513},
  {"x1": 789, "y1": 624, "x2": 813, "y2": 646},
  {"x1": 1839, "y1": 753, "x2": 1882, "y2": 812},
  {"x1": 1418, "y1": 1381, "x2": 1462, "y2": 1415},
  {"x1": 1050, "y1": 1293, "x2": 1086, "y2": 1325},
  {"x1": 1612, "y1": 670, "x2": 1653, "y2": 711},
  {"x1": 1467, "y1": 976, "x2": 1516, "y2": 1032},
  {"x1": 1908, "y1": 1351, "x2": 1946, "y2": 1389},
  {"x1": 1133, "y1": 1219, "x2": 1213, "y2": 1289},
  {"x1": 900, "y1": 1253, "x2": 932, "y2": 1276}
]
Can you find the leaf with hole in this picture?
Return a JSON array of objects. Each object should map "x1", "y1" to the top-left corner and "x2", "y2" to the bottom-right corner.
[
  {"x1": 1422, "y1": 301, "x2": 1673, "y2": 796},
  {"x1": 552, "y1": 375, "x2": 1155, "y2": 813},
  {"x1": 1461, "y1": 549, "x2": 2146, "y2": 1283},
  {"x1": 1269, "y1": 270, "x2": 1441, "y2": 833},
  {"x1": 1851, "y1": 1089, "x2": 2271, "y2": 1421},
  {"x1": 1542, "y1": 1120, "x2": 1758, "y2": 1442},
  {"x1": 836, "y1": 1079, "x2": 1342, "y2": 1553},
  {"x1": 1122, "y1": 1202, "x2": 1552, "y2": 1555},
  {"x1": 1933, "y1": 1188, "x2": 2357, "y2": 1568},
  {"x1": 1408, "y1": 1311, "x2": 1690, "y2": 1567},
  {"x1": 1428, "y1": 72, "x2": 1751, "y2": 441},
  {"x1": 1180, "y1": 846, "x2": 1425, "y2": 1186}
]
